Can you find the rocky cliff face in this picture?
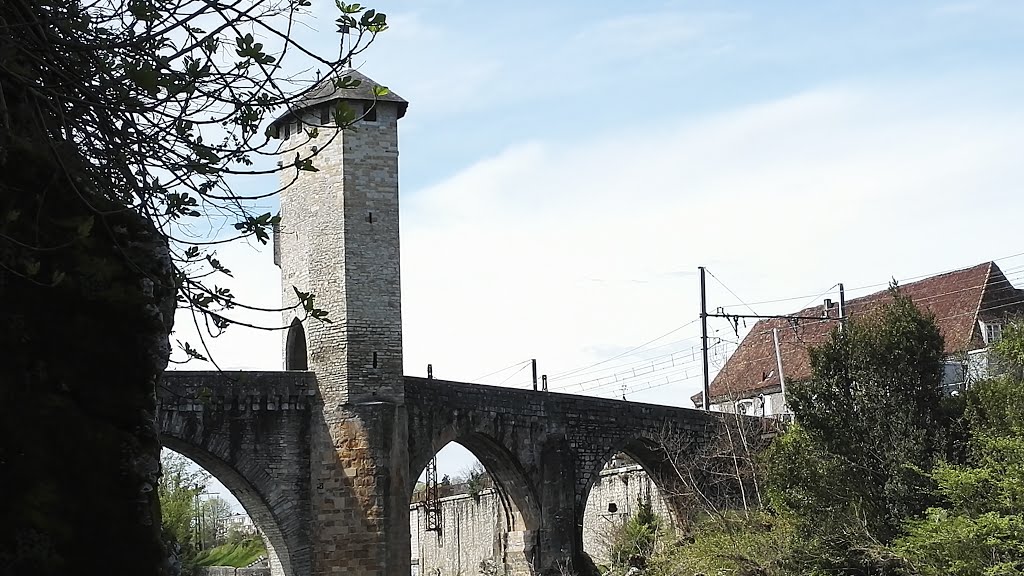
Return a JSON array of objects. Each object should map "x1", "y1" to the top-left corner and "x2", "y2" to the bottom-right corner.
[{"x1": 0, "y1": 133, "x2": 176, "y2": 574}]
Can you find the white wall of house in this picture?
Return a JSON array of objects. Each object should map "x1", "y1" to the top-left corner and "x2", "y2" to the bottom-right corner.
[
  {"x1": 712, "y1": 347, "x2": 998, "y2": 415},
  {"x1": 710, "y1": 391, "x2": 786, "y2": 418}
]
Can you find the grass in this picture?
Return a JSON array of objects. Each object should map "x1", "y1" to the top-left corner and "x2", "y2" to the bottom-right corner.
[{"x1": 194, "y1": 537, "x2": 267, "y2": 567}]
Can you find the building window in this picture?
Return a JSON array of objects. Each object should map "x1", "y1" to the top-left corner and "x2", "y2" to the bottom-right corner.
[
  {"x1": 984, "y1": 321, "x2": 1003, "y2": 345},
  {"x1": 942, "y1": 361, "x2": 966, "y2": 389},
  {"x1": 736, "y1": 400, "x2": 753, "y2": 415},
  {"x1": 283, "y1": 122, "x2": 291, "y2": 139},
  {"x1": 320, "y1": 105, "x2": 331, "y2": 125}
]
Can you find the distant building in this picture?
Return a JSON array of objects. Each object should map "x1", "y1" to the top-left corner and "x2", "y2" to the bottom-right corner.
[
  {"x1": 223, "y1": 513, "x2": 259, "y2": 537},
  {"x1": 692, "y1": 261, "x2": 1024, "y2": 415}
]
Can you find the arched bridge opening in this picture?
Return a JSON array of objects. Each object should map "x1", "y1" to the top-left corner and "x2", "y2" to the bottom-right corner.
[
  {"x1": 410, "y1": 433, "x2": 541, "y2": 576},
  {"x1": 159, "y1": 432, "x2": 300, "y2": 576},
  {"x1": 579, "y1": 438, "x2": 678, "y2": 572}
]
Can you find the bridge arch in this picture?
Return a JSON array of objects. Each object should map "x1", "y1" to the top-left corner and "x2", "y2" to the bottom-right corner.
[
  {"x1": 410, "y1": 431, "x2": 541, "y2": 575},
  {"x1": 411, "y1": 430, "x2": 541, "y2": 531},
  {"x1": 160, "y1": 438, "x2": 291, "y2": 574},
  {"x1": 158, "y1": 409, "x2": 309, "y2": 576},
  {"x1": 583, "y1": 436, "x2": 688, "y2": 529}
]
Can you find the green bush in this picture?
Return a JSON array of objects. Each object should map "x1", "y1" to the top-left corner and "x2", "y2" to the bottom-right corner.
[
  {"x1": 893, "y1": 369, "x2": 1024, "y2": 576},
  {"x1": 606, "y1": 498, "x2": 664, "y2": 571},
  {"x1": 652, "y1": 511, "x2": 794, "y2": 576}
]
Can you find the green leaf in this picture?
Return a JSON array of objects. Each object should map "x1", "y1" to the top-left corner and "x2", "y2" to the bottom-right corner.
[
  {"x1": 333, "y1": 75, "x2": 361, "y2": 90},
  {"x1": 76, "y1": 216, "x2": 94, "y2": 238},
  {"x1": 127, "y1": 64, "x2": 160, "y2": 96}
]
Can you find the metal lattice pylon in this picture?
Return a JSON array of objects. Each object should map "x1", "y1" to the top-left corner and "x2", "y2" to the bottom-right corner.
[{"x1": 424, "y1": 455, "x2": 442, "y2": 533}]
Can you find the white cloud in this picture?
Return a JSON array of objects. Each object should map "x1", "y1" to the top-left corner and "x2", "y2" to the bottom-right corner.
[{"x1": 400, "y1": 80, "x2": 1024, "y2": 404}]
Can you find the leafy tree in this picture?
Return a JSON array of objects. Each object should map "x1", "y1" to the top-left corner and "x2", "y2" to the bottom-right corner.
[
  {"x1": 159, "y1": 451, "x2": 209, "y2": 565},
  {"x1": 894, "y1": 321, "x2": 1024, "y2": 576},
  {"x1": 0, "y1": 0, "x2": 387, "y2": 572},
  {"x1": 763, "y1": 289, "x2": 951, "y2": 573},
  {"x1": 457, "y1": 462, "x2": 490, "y2": 499},
  {"x1": 200, "y1": 496, "x2": 235, "y2": 549}
]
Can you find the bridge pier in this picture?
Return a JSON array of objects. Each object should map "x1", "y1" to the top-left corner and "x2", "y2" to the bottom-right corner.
[
  {"x1": 310, "y1": 402, "x2": 410, "y2": 576},
  {"x1": 537, "y1": 438, "x2": 583, "y2": 574}
]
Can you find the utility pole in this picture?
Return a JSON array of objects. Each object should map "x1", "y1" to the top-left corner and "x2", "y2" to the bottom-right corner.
[
  {"x1": 838, "y1": 283, "x2": 846, "y2": 330},
  {"x1": 699, "y1": 265, "x2": 846, "y2": 413},
  {"x1": 531, "y1": 359, "x2": 538, "y2": 391},
  {"x1": 772, "y1": 327, "x2": 788, "y2": 412},
  {"x1": 699, "y1": 266, "x2": 710, "y2": 411}
]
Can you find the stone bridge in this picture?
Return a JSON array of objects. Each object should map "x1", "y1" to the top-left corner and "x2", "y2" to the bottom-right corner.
[
  {"x1": 155, "y1": 68, "x2": 765, "y2": 576},
  {"x1": 159, "y1": 371, "x2": 736, "y2": 576}
]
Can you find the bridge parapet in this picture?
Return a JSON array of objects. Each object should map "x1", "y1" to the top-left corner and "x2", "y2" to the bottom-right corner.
[{"x1": 159, "y1": 370, "x2": 317, "y2": 412}]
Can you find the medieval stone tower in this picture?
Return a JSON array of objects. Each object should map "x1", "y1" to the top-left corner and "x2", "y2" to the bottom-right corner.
[{"x1": 272, "y1": 70, "x2": 410, "y2": 576}]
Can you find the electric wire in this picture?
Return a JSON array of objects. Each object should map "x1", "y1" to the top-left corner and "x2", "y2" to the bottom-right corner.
[
  {"x1": 705, "y1": 268, "x2": 759, "y2": 316},
  {"x1": 471, "y1": 359, "x2": 531, "y2": 383},
  {"x1": 495, "y1": 362, "x2": 531, "y2": 387},
  {"x1": 575, "y1": 265, "x2": 1024, "y2": 402},
  {"x1": 481, "y1": 258, "x2": 1024, "y2": 403},
  {"x1": 548, "y1": 318, "x2": 699, "y2": 379}
]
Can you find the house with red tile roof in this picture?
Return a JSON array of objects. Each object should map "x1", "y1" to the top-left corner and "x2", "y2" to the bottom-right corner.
[{"x1": 690, "y1": 262, "x2": 1024, "y2": 416}]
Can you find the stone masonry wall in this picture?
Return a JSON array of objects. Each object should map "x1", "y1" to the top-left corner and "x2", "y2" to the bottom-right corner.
[
  {"x1": 411, "y1": 489, "x2": 503, "y2": 576},
  {"x1": 197, "y1": 567, "x2": 270, "y2": 576},
  {"x1": 581, "y1": 466, "x2": 670, "y2": 566},
  {"x1": 410, "y1": 467, "x2": 669, "y2": 575},
  {"x1": 406, "y1": 376, "x2": 724, "y2": 507},
  {"x1": 406, "y1": 376, "x2": 755, "y2": 571}
]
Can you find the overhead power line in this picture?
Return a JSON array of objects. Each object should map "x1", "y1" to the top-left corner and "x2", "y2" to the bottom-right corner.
[
  {"x1": 549, "y1": 318, "x2": 699, "y2": 380},
  {"x1": 471, "y1": 359, "x2": 531, "y2": 383}
]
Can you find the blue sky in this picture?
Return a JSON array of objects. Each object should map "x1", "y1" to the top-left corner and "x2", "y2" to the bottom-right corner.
[
  {"x1": 173, "y1": 0, "x2": 1024, "y2": 499},
  {"x1": 372, "y1": 0, "x2": 1024, "y2": 186}
]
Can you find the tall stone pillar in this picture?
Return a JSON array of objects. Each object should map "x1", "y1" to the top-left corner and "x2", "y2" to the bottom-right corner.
[
  {"x1": 273, "y1": 70, "x2": 410, "y2": 576},
  {"x1": 538, "y1": 438, "x2": 584, "y2": 575}
]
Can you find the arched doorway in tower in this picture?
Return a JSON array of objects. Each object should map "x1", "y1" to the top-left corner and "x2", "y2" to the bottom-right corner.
[
  {"x1": 410, "y1": 439, "x2": 539, "y2": 576},
  {"x1": 580, "y1": 440, "x2": 677, "y2": 573},
  {"x1": 158, "y1": 444, "x2": 294, "y2": 576},
  {"x1": 284, "y1": 318, "x2": 307, "y2": 371}
]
